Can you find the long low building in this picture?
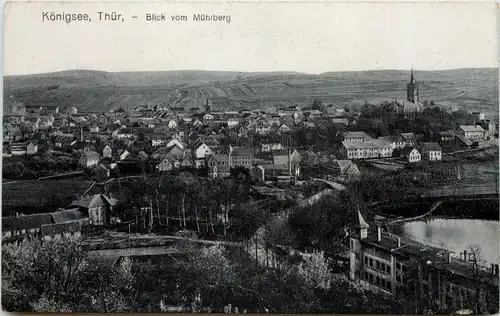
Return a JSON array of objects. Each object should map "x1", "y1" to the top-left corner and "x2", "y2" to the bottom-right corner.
[{"x1": 341, "y1": 139, "x2": 393, "y2": 159}]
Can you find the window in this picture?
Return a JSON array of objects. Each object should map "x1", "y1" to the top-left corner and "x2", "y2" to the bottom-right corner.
[
  {"x1": 370, "y1": 258, "x2": 373, "y2": 267},
  {"x1": 364, "y1": 272, "x2": 368, "y2": 280},
  {"x1": 387, "y1": 281, "x2": 391, "y2": 289},
  {"x1": 364, "y1": 256, "x2": 368, "y2": 264},
  {"x1": 376, "y1": 276, "x2": 380, "y2": 285},
  {"x1": 376, "y1": 261, "x2": 380, "y2": 269},
  {"x1": 355, "y1": 253, "x2": 361, "y2": 260},
  {"x1": 396, "y1": 273, "x2": 402, "y2": 282},
  {"x1": 369, "y1": 274, "x2": 374, "y2": 282},
  {"x1": 386, "y1": 265, "x2": 390, "y2": 273},
  {"x1": 396, "y1": 263, "x2": 401, "y2": 270}
]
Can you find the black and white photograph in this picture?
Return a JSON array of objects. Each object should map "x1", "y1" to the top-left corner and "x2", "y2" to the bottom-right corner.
[{"x1": 2, "y1": 1, "x2": 499, "y2": 313}]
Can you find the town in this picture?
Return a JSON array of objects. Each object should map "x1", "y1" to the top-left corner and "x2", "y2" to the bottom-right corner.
[{"x1": 2, "y1": 68, "x2": 499, "y2": 314}]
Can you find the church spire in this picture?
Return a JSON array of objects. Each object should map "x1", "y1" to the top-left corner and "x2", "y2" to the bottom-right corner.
[{"x1": 410, "y1": 68, "x2": 414, "y2": 82}]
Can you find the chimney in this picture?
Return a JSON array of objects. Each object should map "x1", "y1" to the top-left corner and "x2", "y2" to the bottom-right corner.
[
  {"x1": 397, "y1": 237, "x2": 401, "y2": 248},
  {"x1": 491, "y1": 264, "x2": 495, "y2": 275},
  {"x1": 288, "y1": 149, "x2": 292, "y2": 177},
  {"x1": 447, "y1": 252, "x2": 452, "y2": 264},
  {"x1": 377, "y1": 226, "x2": 382, "y2": 242},
  {"x1": 463, "y1": 250, "x2": 468, "y2": 261},
  {"x1": 80, "y1": 126, "x2": 84, "y2": 142}
]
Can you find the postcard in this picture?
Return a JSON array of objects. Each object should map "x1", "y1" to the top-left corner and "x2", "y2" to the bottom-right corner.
[{"x1": 2, "y1": 0, "x2": 499, "y2": 314}]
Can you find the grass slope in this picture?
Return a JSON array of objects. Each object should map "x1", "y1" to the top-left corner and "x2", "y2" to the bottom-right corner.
[{"x1": 4, "y1": 68, "x2": 498, "y2": 116}]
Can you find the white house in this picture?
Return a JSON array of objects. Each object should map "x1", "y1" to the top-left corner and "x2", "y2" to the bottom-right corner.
[
  {"x1": 402, "y1": 147, "x2": 421, "y2": 163},
  {"x1": 458, "y1": 125, "x2": 485, "y2": 141},
  {"x1": 194, "y1": 142, "x2": 213, "y2": 159},
  {"x1": 420, "y1": 142, "x2": 442, "y2": 161}
]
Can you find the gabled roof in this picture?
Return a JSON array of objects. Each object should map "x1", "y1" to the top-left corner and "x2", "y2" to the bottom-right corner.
[
  {"x1": 50, "y1": 209, "x2": 87, "y2": 223},
  {"x1": 343, "y1": 131, "x2": 369, "y2": 139},
  {"x1": 231, "y1": 147, "x2": 253, "y2": 157},
  {"x1": 400, "y1": 132, "x2": 417, "y2": 141},
  {"x1": 459, "y1": 125, "x2": 485, "y2": 133},
  {"x1": 67, "y1": 194, "x2": 116, "y2": 209},
  {"x1": 401, "y1": 146, "x2": 419, "y2": 155},
  {"x1": 421, "y1": 142, "x2": 442, "y2": 152}
]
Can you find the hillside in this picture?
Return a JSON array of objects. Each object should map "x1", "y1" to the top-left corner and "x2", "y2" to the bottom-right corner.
[{"x1": 4, "y1": 68, "x2": 498, "y2": 115}]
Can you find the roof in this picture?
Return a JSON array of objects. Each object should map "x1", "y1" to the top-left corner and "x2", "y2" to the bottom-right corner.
[
  {"x1": 459, "y1": 125, "x2": 485, "y2": 133},
  {"x1": 343, "y1": 131, "x2": 369, "y2": 139},
  {"x1": 263, "y1": 164, "x2": 289, "y2": 171},
  {"x1": 421, "y1": 142, "x2": 442, "y2": 152},
  {"x1": 342, "y1": 141, "x2": 381, "y2": 150},
  {"x1": 2, "y1": 213, "x2": 54, "y2": 231},
  {"x1": 50, "y1": 209, "x2": 87, "y2": 223},
  {"x1": 67, "y1": 194, "x2": 117, "y2": 209},
  {"x1": 231, "y1": 147, "x2": 253, "y2": 157},
  {"x1": 400, "y1": 132, "x2": 417, "y2": 141},
  {"x1": 352, "y1": 210, "x2": 369, "y2": 229},
  {"x1": 401, "y1": 146, "x2": 419, "y2": 155}
]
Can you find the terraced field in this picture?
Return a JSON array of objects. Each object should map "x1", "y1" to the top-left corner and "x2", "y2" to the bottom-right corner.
[{"x1": 4, "y1": 68, "x2": 498, "y2": 115}]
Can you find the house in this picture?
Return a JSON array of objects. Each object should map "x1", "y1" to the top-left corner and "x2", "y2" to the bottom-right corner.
[
  {"x1": 330, "y1": 160, "x2": 361, "y2": 180},
  {"x1": 400, "y1": 133, "x2": 418, "y2": 147},
  {"x1": 206, "y1": 153, "x2": 230, "y2": 168},
  {"x1": 66, "y1": 194, "x2": 118, "y2": 226},
  {"x1": 90, "y1": 123, "x2": 100, "y2": 133},
  {"x1": 2, "y1": 209, "x2": 87, "y2": 239},
  {"x1": 26, "y1": 141, "x2": 38, "y2": 155},
  {"x1": 458, "y1": 125, "x2": 485, "y2": 141},
  {"x1": 261, "y1": 142, "x2": 284, "y2": 153},
  {"x1": 342, "y1": 131, "x2": 371, "y2": 143},
  {"x1": 79, "y1": 151, "x2": 101, "y2": 168},
  {"x1": 157, "y1": 156, "x2": 175, "y2": 172},
  {"x1": 167, "y1": 144, "x2": 185, "y2": 160},
  {"x1": 371, "y1": 139, "x2": 394, "y2": 157},
  {"x1": 73, "y1": 141, "x2": 96, "y2": 154},
  {"x1": 472, "y1": 112, "x2": 485, "y2": 121},
  {"x1": 208, "y1": 165, "x2": 231, "y2": 179},
  {"x1": 42, "y1": 105, "x2": 60, "y2": 114},
  {"x1": 349, "y1": 210, "x2": 498, "y2": 312},
  {"x1": 276, "y1": 124, "x2": 291, "y2": 134},
  {"x1": 401, "y1": 147, "x2": 421, "y2": 163},
  {"x1": 420, "y1": 142, "x2": 442, "y2": 161},
  {"x1": 66, "y1": 106, "x2": 78, "y2": 115},
  {"x1": 193, "y1": 142, "x2": 213, "y2": 159},
  {"x1": 102, "y1": 145, "x2": 113, "y2": 158},
  {"x1": 272, "y1": 149, "x2": 301, "y2": 172},
  {"x1": 378, "y1": 135, "x2": 406, "y2": 150},
  {"x1": 259, "y1": 164, "x2": 291, "y2": 181},
  {"x1": 25, "y1": 105, "x2": 43, "y2": 114},
  {"x1": 255, "y1": 123, "x2": 271, "y2": 135},
  {"x1": 166, "y1": 136, "x2": 186, "y2": 150},
  {"x1": 341, "y1": 141, "x2": 380, "y2": 159},
  {"x1": 229, "y1": 146, "x2": 253, "y2": 168},
  {"x1": 11, "y1": 142, "x2": 27, "y2": 156}
]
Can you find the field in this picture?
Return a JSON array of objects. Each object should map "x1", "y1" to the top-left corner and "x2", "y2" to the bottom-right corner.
[
  {"x1": 4, "y1": 68, "x2": 498, "y2": 116},
  {"x1": 2, "y1": 179, "x2": 94, "y2": 216}
]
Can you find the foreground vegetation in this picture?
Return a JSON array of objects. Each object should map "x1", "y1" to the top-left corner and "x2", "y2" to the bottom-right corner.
[{"x1": 2, "y1": 238, "x2": 410, "y2": 313}]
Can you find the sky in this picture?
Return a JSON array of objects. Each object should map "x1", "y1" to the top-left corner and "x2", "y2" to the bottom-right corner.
[{"x1": 4, "y1": 1, "x2": 499, "y2": 76}]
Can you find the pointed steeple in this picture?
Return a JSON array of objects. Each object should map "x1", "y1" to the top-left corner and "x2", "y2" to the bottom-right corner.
[
  {"x1": 410, "y1": 68, "x2": 414, "y2": 83},
  {"x1": 352, "y1": 208, "x2": 369, "y2": 239}
]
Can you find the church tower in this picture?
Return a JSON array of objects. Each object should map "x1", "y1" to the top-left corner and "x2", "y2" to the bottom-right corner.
[
  {"x1": 406, "y1": 68, "x2": 419, "y2": 103},
  {"x1": 205, "y1": 99, "x2": 212, "y2": 113}
]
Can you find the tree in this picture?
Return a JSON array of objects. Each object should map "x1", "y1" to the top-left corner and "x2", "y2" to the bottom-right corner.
[{"x1": 296, "y1": 251, "x2": 332, "y2": 291}]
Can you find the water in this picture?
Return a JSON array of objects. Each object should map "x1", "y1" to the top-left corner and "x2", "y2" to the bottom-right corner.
[{"x1": 398, "y1": 219, "x2": 499, "y2": 265}]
